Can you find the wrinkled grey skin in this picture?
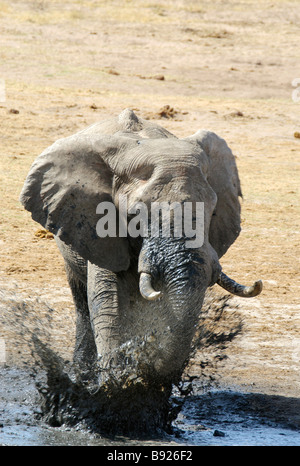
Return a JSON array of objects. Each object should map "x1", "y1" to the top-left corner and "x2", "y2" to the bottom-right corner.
[{"x1": 20, "y1": 109, "x2": 262, "y2": 384}]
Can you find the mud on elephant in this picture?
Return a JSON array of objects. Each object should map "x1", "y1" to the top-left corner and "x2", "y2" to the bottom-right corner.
[{"x1": 20, "y1": 109, "x2": 262, "y2": 432}]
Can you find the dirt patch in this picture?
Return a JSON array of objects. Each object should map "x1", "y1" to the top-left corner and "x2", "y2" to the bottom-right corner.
[
  {"x1": 0, "y1": 0, "x2": 299, "y2": 442},
  {"x1": 34, "y1": 229, "x2": 54, "y2": 240},
  {"x1": 145, "y1": 104, "x2": 188, "y2": 120}
]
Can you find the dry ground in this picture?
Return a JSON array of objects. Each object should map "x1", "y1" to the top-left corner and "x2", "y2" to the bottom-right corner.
[{"x1": 0, "y1": 0, "x2": 299, "y2": 404}]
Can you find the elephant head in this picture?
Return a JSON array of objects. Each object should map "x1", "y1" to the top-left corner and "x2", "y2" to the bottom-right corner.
[{"x1": 20, "y1": 109, "x2": 262, "y2": 385}]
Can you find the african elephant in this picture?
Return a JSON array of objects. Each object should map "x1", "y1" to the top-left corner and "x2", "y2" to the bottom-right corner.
[{"x1": 20, "y1": 109, "x2": 262, "y2": 387}]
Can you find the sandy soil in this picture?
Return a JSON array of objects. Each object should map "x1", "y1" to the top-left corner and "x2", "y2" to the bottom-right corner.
[{"x1": 0, "y1": 0, "x2": 299, "y2": 421}]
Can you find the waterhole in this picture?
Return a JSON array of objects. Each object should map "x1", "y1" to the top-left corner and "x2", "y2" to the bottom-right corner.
[
  {"x1": 0, "y1": 366, "x2": 299, "y2": 446},
  {"x1": 1, "y1": 289, "x2": 299, "y2": 446}
]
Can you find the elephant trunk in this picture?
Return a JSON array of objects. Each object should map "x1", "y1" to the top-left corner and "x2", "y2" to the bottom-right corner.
[{"x1": 137, "y1": 236, "x2": 213, "y2": 377}]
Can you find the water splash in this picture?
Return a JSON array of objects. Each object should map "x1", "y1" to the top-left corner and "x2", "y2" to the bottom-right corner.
[
  {"x1": 0, "y1": 286, "x2": 243, "y2": 438},
  {"x1": 31, "y1": 334, "x2": 179, "y2": 436}
]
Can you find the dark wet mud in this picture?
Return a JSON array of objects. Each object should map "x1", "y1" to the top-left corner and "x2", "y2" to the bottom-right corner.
[
  {"x1": 0, "y1": 288, "x2": 299, "y2": 446},
  {"x1": 1, "y1": 365, "x2": 299, "y2": 446}
]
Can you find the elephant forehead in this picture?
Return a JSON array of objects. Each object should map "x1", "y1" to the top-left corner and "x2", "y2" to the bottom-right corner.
[
  {"x1": 137, "y1": 137, "x2": 200, "y2": 158},
  {"x1": 116, "y1": 137, "x2": 205, "y2": 172}
]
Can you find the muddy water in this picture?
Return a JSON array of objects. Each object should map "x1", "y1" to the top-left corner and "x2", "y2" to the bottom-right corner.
[
  {"x1": 0, "y1": 288, "x2": 299, "y2": 446},
  {"x1": 1, "y1": 366, "x2": 299, "y2": 446}
]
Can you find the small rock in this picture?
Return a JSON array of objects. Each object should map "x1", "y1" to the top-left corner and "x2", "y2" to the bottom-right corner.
[
  {"x1": 9, "y1": 108, "x2": 19, "y2": 114},
  {"x1": 157, "y1": 104, "x2": 177, "y2": 119},
  {"x1": 294, "y1": 131, "x2": 300, "y2": 139},
  {"x1": 106, "y1": 69, "x2": 120, "y2": 76},
  {"x1": 213, "y1": 429, "x2": 225, "y2": 437},
  {"x1": 232, "y1": 110, "x2": 244, "y2": 117}
]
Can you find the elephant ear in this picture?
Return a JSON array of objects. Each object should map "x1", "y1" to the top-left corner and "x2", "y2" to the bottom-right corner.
[
  {"x1": 20, "y1": 133, "x2": 130, "y2": 272},
  {"x1": 186, "y1": 130, "x2": 242, "y2": 258}
]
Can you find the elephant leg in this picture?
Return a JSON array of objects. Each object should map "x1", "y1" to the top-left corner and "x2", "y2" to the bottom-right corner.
[
  {"x1": 87, "y1": 262, "x2": 123, "y2": 365},
  {"x1": 64, "y1": 263, "x2": 97, "y2": 377}
]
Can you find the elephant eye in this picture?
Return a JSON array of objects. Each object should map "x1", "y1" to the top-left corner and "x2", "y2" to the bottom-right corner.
[
  {"x1": 131, "y1": 164, "x2": 154, "y2": 181},
  {"x1": 113, "y1": 174, "x2": 129, "y2": 191},
  {"x1": 119, "y1": 164, "x2": 155, "y2": 183}
]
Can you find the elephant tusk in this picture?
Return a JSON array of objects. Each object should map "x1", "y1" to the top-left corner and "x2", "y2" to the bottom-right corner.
[
  {"x1": 139, "y1": 272, "x2": 162, "y2": 301},
  {"x1": 217, "y1": 271, "x2": 263, "y2": 298}
]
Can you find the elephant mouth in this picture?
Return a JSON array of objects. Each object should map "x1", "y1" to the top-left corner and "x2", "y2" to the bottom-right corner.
[{"x1": 139, "y1": 270, "x2": 262, "y2": 301}]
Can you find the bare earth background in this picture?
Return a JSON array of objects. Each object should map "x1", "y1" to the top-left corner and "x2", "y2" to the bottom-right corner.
[{"x1": 0, "y1": 0, "x2": 299, "y2": 433}]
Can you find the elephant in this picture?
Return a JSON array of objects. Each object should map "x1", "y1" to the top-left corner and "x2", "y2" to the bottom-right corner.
[{"x1": 20, "y1": 108, "x2": 262, "y2": 391}]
